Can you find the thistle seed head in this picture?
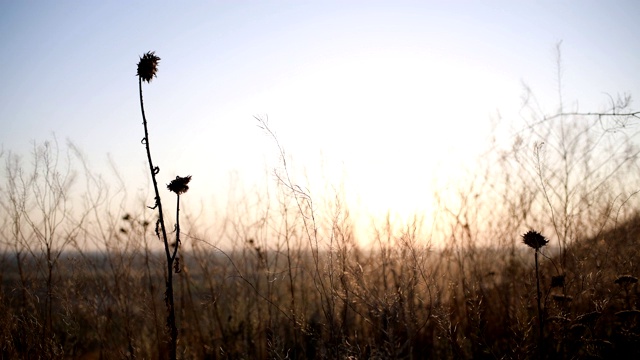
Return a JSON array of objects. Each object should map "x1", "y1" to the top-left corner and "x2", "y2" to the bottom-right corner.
[
  {"x1": 522, "y1": 230, "x2": 549, "y2": 250},
  {"x1": 137, "y1": 51, "x2": 160, "y2": 83},
  {"x1": 167, "y1": 175, "x2": 192, "y2": 195}
]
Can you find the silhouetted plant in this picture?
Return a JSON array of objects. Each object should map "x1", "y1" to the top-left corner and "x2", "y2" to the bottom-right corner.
[
  {"x1": 167, "y1": 175, "x2": 191, "y2": 274},
  {"x1": 523, "y1": 229, "x2": 549, "y2": 357},
  {"x1": 136, "y1": 51, "x2": 188, "y2": 360}
]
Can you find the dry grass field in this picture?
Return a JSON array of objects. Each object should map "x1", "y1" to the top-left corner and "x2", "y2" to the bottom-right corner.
[
  {"x1": 1, "y1": 54, "x2": 639, "y2": 359},
  {"x1": 0, "y1": 209, "x2": 639, "y2": 359}
]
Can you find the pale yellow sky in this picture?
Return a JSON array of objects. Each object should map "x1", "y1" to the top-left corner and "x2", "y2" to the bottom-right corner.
[{"x1": 1, "y1": 1, "x2": 639, "y2": 246}]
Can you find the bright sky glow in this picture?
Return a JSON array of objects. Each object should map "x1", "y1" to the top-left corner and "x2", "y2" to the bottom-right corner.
[{"x1": 1, "y1": 1, "x2": 639, "y2": 242}]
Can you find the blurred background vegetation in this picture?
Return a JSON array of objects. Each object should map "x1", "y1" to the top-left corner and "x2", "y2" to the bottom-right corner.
[{"x1": 1, "y1": 73, "x2": 640, "y2": 358}]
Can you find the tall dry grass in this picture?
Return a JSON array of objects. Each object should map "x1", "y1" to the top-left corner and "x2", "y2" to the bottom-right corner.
[{"x1": 1, "y1": 53, "x2": 640, "y2": 358}]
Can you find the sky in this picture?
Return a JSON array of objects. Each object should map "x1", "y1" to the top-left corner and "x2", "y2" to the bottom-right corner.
[{"x1": 1, "y1": 1, "x2": 639, "y2": 236}]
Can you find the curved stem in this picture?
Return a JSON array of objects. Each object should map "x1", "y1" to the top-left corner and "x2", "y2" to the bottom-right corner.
[
  {"x1": 138, "y1": 76, "x2": 177, "y2": 360},
  {"x1": 138, "y1": 77, "x2": 169, "y2": 255},
  {"x1": 172, "y1": 194, "x2": 180, "y2": 262}
]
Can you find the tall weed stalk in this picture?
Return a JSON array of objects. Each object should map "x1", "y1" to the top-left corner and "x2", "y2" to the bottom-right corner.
[{"x1": 137, "y1": 51, "x2": 191, "y2": 359}]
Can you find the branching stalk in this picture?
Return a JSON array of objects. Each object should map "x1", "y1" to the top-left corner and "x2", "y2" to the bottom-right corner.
[{"x1": 137, "y1": 52, "x2": 178, "y2": 360}]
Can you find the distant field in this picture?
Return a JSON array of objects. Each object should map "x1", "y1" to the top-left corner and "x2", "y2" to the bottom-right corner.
[{"x1": 1, "y1": 213, "x2": 638, "y2": 359}]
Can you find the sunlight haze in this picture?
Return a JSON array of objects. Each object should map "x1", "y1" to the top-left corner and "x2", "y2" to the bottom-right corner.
[{"x1": 1, "y1": 1, "x2": 639, "y2": 244}]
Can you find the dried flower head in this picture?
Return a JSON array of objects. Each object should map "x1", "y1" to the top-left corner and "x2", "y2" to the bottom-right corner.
[
  {"x1": 522, "y1": 230, "x2": 549, "y2": 250},
  {"x1": 167, "y1": 175, "x2": 192, "y2": 195},
  {"x1": 614, "y1": 275, "x2": 638, "y2": 286},
  {"x1": 137, "y1": 51, "x2": 160, "y2": 83}
]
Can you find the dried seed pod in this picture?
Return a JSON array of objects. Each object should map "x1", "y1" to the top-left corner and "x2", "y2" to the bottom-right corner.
[
  {"x1": 137, "y1": 51, "x2": 160, "y2": 83},
  {"x1": 167, "y1": 175, "x2": 192, "y2": 195},
  {"x1": 522, "y1": 230, "x2": 549, "y2": 250}
]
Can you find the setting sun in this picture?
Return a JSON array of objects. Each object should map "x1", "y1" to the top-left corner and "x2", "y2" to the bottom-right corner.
[{"x1": 2, "y1": 2, "x2": 640, "y2": 358}]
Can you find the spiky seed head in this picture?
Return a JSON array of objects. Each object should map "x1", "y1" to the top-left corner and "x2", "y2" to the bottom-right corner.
[
  {"x1": 167, "y1": 175, "x2": 192, "y2": 195},
  {"x1": 137, "y1": 51, "x2": 160, "y2": 83},
  {"x1": 522, "y1": 230, "x2": 549, "y2": 250}
]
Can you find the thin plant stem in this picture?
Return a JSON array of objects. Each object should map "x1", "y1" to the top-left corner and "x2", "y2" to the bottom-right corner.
[
  {"x1": 173, "y1": 194, "x2": 180, "y2": 262},
  {"x1": 535, "y1": 249, "x2": 543, "y2": 358},
  {"x1": 138, "y1": 76, "x2": 177, "y2": 360}
]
